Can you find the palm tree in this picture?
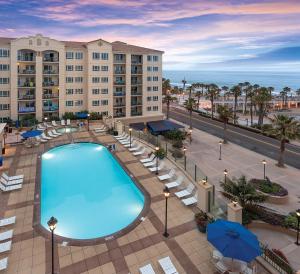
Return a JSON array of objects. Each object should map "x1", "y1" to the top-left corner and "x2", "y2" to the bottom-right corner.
[
  {"x1": 193, "y1": 83, "x2": 205, "y2": 110},
  {"x1": 280, "y1": 87, "x2": 291, "y2": 109},
  {"x1": 230, "y1": 85, "x2": 242, "y2": 124},
  {"x1": 253, "y1": 87, "x2": 272, "y2": 126},
  {"x1": 241, "y1": 82, "x2": 250, "y2": 114},
  {"x1": 184, "y1": 98, "x2": 197, "y2": 129},
  {"x1": 221, "y1": 86, "x2": 229, "y2": 100},
  {"x1": 205, "y1": 84, "x2": 220, "y2": 119},
  {"x1": 267, "y1": 86, "x2": 274, "y2": 96},
  {"x1": 163, "y1": 92, "x2": 177, "y2": 119},
  {"x1": 182, "y1": 78, "x2": 187, "y2": 91},
  {"x1": 221, "y1": 176, "x2": 266, "y2": 208},
  {"x1": 265, "y1": 115, "x2": 300, "y2": 167},
  {"x1": 247, "y1": 87, "x2": 255, "y2": 126},
  {"x1": 217, "y1": 105, "x2": 233, "y2": 144},
  {"x1": 162, "y1": 78, "x2": 171, "y2": 95}
]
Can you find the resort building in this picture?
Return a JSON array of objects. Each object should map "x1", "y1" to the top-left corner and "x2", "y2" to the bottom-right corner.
[{"x1": 0, "y1": 34, "x2": 163, "y2": 123}]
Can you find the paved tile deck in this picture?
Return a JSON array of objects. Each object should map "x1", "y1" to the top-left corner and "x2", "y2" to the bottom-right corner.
[{"x1": 0, "y1": 126, "x2": 269, "y2": 274}]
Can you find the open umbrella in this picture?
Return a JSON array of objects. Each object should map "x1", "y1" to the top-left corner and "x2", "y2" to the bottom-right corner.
[
  {"x1": 21, "y1": 130, "x2": 43, "y2": 139},
  {"x1": 207, "y1": 220, "x2": 261, "y2": 263}
]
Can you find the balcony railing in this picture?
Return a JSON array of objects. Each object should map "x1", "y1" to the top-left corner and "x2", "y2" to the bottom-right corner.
[
  {"x1": 18, "y1": 70, "x2": 35, "y2": 74},
  {"x1": 18, "y1": 95, "x2": 35, "y2": 100},
  {"x1": 114, "y1": 58, "x2": 126, "y2": 64},
  {"x1": 131, "y1": 70, "x2": 143, "y2": 74},
  {"x1": 43, "y1": 70, "x2": 58, "y2": 74},
  {"x1": 43, "y1": 94, "x2": 59, "y2": 99},
  {"x1": 114, "y1": 113, "x2": 126, "y2": 117},
  {"x1": 43, "y1": 106, "x2": 59, "y2": 112},
  {"x1": 43, "y1": 82, "x2": 59, "y2": 87},
  {"x1": 131, "y1": 111, "x2": 142, "y2": 116},
  {"x1": 18, "y1": 56, "x2": 35, "y2": 62},
  {"x1": 18, "y1": 107, "x2": 35, "y2": 113},
  {"x1": 114, "y1": 70, "x2": 126, "y2": 74},
  {"x1": 131, "y1": 92, "x2": 142, "y2": 96},
  {"x1": 114, "y1": 80, "x2": 126, "y2": 85},
  {"x1": 18, "y1": 83, "x2": 35, "y2": 88},
  {"x1": 131, "y1": 102, "x2": 143, "y2": 106},
  {"x1": 131, "y1": 81, "x2": 142, "y2": 85},
  {"x1": 131, "y1": 60, "x2": 142, "y2": 65},
  {"x1": 113, "y1": 92, "x2": 126, "y2": 96},
  {"x1": 113, "y1": 103, "x2": 126, "y2": 107},
  {"x1": 43, "y1": 57, "x2": 59, "y2": 62}
]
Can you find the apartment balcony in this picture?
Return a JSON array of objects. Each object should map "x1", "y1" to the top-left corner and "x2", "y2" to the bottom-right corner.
[
  {"x1": 114, "y1": 80, "x2": 126, "y2": 85},
  {"x1": 113, "y1": 102, "x2": 126, "y2": 107},
  {"x1": 43, "y1": 70, "x2": 58, "y2": 75},
  {"x1": 18, "y1": 95, "x2": 35, "y2": 100},
  {"x1": 18, "y1": 56, "x2": 35, "y2": 62},
  {"x1": 113, "y1": 91, "x2": 126, "y2": 97},
  {"x1": 113, "y1": 112, "x2": 126, "y2": 118},
  {"x1": 131, "y1": 101, "x2": 143, "y2": 106},
  {"x1": 131, "y1": 69, "x2": 143, "y2": 74},
  {"x1": 131, "y1": 91, "x2": 142, "y2": 96},
  {"x1": 114, "y1": 69, "x2": 126, "y2": 74},
  {"x1": 43, "y1": 57, "x2": 59, "y2": 62},
  {"x1": 43, "y1": 82, "x2": 59, "y2": 87},
  {"x1": 131, "y1": 111, "x2": 142, "y2": 116},
  {"x1": 43, "y1": 106, "x2": 59, "y2": 112},
  {"x1": 18, "y1": 69, "x2": 36, "y2": 75},
  {"x1": 114, "y1": 54, "x2": 126, "y2": 64},
  {"x1": 131, "y1": 81, "x2": 142, "y2": 85},
  {"x1": 43, "y1": 94, "x2": 59, "y2": 99},
  {"x1": 18, "y1": 82, "x2": 36, "y2": 88},
  {"x1": 18, "y1": 107, "x2": 35, "y2": 113}
]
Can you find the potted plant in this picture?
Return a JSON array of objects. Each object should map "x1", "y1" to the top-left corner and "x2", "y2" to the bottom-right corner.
[
  {"x1": 194, "y1": 211, "x2": 213, "y2": 233},
  {"x1": 154, "y1": 147, "x2": 165, "y2": 159}
]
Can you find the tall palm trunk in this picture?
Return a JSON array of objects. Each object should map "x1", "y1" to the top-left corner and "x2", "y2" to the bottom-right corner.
[
  {"x1": 166, "y1": 100, "x2": 170, "y2": 119},
  {"x1": 234, "y1": 96, "x2": 238, "y2": 124},
  {"x1": 278, "y1": 139, "x2": 285, "y2": 167}
]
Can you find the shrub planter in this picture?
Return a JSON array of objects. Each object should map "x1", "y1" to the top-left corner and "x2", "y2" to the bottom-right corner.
[{"x1": 194, "y1": 211, "x2": 213, "y2": 233}]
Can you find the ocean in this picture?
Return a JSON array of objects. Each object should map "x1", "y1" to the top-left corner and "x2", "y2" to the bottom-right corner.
[{"x1": 163, "y1": 70, "x2": 300, "y2": 92}]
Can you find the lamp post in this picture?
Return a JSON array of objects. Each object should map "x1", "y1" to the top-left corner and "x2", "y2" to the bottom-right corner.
[
  {"x1": 87, "y1": 113, "x2": 90, "y2": 131},
  {"x1": 183, "y1": 146, "x2": 187, "y2": 170},
  {"x1": 155, "y1": 146, "x2": 159, "y2": 175},
  {"x1": 129, "y1": 127, "x2": 132, "y2": 148},
  {"x1": 47, "y1": 216, "x2": 58, "y2": 274},
  {"x1": 295, "y1": 209, "x2": 300, "y2": 245},
  {"x1": 163, "y1": 186, "x2": 170, "y2": 238},
  {"x1": 189, "y1": 128, "x2": 192, "y2": 144},
  {"x1": 224, "y1": 169, "x2": 228, "y2": 183},
  {"x1": 219, "y1": 140, "x2": 222, "y2": 160},
  {"x1": 262, "y1": 159, "x2": 266, "y2": 180}
]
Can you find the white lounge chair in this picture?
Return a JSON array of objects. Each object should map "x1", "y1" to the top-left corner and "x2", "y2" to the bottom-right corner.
[
  {"x1": 158, "y1": 169, "x2": 176, "y2": 181},
  {"x1": 114, "y1": 132, "x2": 126, "y2": 139},
  {"x1": 61, "y1": 120, "x2": 66, "y2": 126},
  {"x1": 124, "y1": 140, "x2": 137, "y2": 148},
  {"x1": 175, "y1": 183, "x2": 195, "y2": 198},
  {"x1": 129, "y1": 143, "x2": 141, "y2": 152},
  {"x1": 0, "y1": 258, "x2": 8, "y2": 271},
  {"x1": 158, "y1": 256, "x2": 178, "y2": 274},
  {"x1": 182, "y1": 193, "x2": 198, "y2": 206},
  {"x1": 52, "y1": 129, "x2": 62, "y2": 136},
  {"x1": 165, "y1": 176, "x2": 184, "y2": 189},
  {"x1": 215, "y1": 261, "x2": 228, "y2": 273},
  {"x1": 52, "y1": 120, "x2": 58, "y2": 127},
  {"x1": 94, "y1": 127, "x2": 107, "y2": 133},
  {"x1": 66, "y1": 119, "x2": 71, "y2": 125},
  {"x1": 212, "y1": 250, "x2": 223, "y2": 261},
  {"x1": 0, "y1": 182, "x2": 22, "y2": 192},
  {"x1": 37, "y1": 124, "x2": 46, "y2": 131},
  {"x1": 133, "y1": 147, "x2": 146, "y2": 156},
  {"x1": 47, "y1": 131, "x2": 58, "y2": 138},
  {"x1": 140, "y1": 153, "x2": 155, "y2": 163},
  {"x1": 1, "y1": 177, "x2": 23, "y2": 186},
  {"x1": 143, "y1": 160, "x2": 156, "y2": 167},
  {"x1": 94, "y1": 125, "x2": 105, "y2": 131},
  {"x1": 2, "y1": 172, "x2": 24, "y2": 181},
  {"x1": 149, "y1": 162, "x2": 165, "y2": 172},
  {"x1": 41, "y1": 133, "x2": 52, "y2": 140},
  {"x1": 119, "y1": 137, "x2": 130, "y2": 144},
  {"x1": 0, "y1": 217, "x2": 16, "y2": 227},
  {"x1": 139, "y1": 263, "x2": 156, "y2": 274},
  {"x1": 35, "y1": 136, "x2": 47, "y2": 143},
  {"x1": 0, "y1": 230, "x2": 13, "y2": 241},
  {"x1": 50, "y1": 130, "x2": 60, "y2": 137},
  {"x1": 116, "y1": 133, "x2": 128, "y2": 140},
  {"x1": 0, "y1": 241, "x2": 12, "y2": 254},
  {"x1": 43, "y1": 122, "x2": 53, "y2": 128}
]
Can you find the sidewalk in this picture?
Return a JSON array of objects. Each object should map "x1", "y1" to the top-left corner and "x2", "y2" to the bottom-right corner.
[{"x1": 171, "y1": 118, "x2": 300, "y2": 214}]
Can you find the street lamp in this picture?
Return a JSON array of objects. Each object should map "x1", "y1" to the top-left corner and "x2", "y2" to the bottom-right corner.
[
  {"x1": 295, "y1": 209, "x2": 300, "y2": 245},
  {"x1": 224, "y1": 169, "x2": 228, "y2": 183},
  {"x1": 155, "y1": 146, "x2": 159, "y2": 175},
  {"x1": 219, "y1": 140, "x2": 222, "y2": 160},
  {"x1": 47, "y1": 216, "x2": 58, "y2": 274},
  {"x1": 183, "y1": 146, "x2": 187, "y2": 170},
  {"x1": 262, "y1": 159, "x2": 266, "y2": 180},
  {"x1": 189, "y1": 128, "x2": 192, "y2": 144},
  {"x1": 87, "y1": 113, "x2": 90, "y2": 131},
  {"x1": 129, "y1": 127, "x2": 132, "y2": 148},
  {"x1": 163, "y1": 186, "x2": 170, "y2": 238}
]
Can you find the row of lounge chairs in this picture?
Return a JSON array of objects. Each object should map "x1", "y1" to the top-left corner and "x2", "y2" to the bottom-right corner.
[
  {"x1": 0, "y1": 172, "x2": 24, "y2": 192},
  {"x1": 0, "y1": 208, "x2": 17, "y2": 271},
  {"x1": 93, "y1": 125, "x2": 108, "y2": 134},
  {"x1": 115, "y1": 132, "x2": 198, "y2": 206},
  {"x1": 139, "y1": 256, "x2": 179, "y2": 274},
  {"x1": 37, "y1": 119, "x2": 71, "y2": 130}
]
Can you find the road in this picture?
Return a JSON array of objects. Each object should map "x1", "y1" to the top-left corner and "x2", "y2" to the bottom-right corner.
[{"x1": 165, "y1": 106, "x2": 300, "y2": 169}]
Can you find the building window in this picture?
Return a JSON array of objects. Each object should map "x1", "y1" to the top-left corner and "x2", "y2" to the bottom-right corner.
[
  {"x1": 66, "y1": 77, "x2": 73, "y2": 83},
  {"x1": 147, "y1": 66, "x2": 152, "y2": 72},
  {"x1": 147, "y1": 55, "x2": 152, "y2": 62},
  {"x1": 153, "y1": 106, "x2": 159, "y2": 111},
  {"x1": 153, "y1": 96, "x2": 159, "y2": 101},
  {"x1": 75, "y1": 88, "x2": 83, "y2": 94},
  {"x1": 75, "y1": 52, "x2": 83, "y2": 59},
  {"x1": 153, "y1": 86, "x2": 159, "y2": 91},
  {"x1": 66, "y1": 65, "x2": 73, "y2": 71},
  {"x1": 92, "y1": 89, "x2": 100, "y2": 95},
  {"x1": 153, "y1": 76, "x2": 159, "y2": 81},
  {"x1": 153, "y1": 56, "x2": 159, "y2": 62},
  {"x1": 147, "y1": 77, "x2": 152, "y2": 82},
  {"x1": 92, "y1": 100, "x2": 100, "y2": 106},
  {"x1": 101, "y1": 66, "x2": 108, "y2": 71},
  {"x1": 92, "y1": 65, "x2": 100, "y2": 71},
  {"x1": 75, "y1": 77, "x2": 83, "y2": 83},
  {"x1": 0, "y1": 104, "x2": 9, "y2": 110},
  {"x1": 75, "y1": 65, "x2": 83, "y2": 71},
  {"x1": 66, "y1": 101, "x2": 73, "y2": 106},
  {"x1": 0, "y1": 117, "x2": 9, "y2": 122},
  {"x1": 147, "y1": 96, "x2": 152, "y2": 101},
  {"x1": 101, "y1": 53, "x2": 109, "y2": 60},
  {"x1": 75, "y1": 100, "x2": 83, "y2": 106},
  {"x1": 101, "y1": 88, "x2": 108, "y2": 94},
  {"x1": 101, "y1": 100, "x2": 108, "y2": 105},
  {"x1": 0, "y1": 90, "x2": 9, "y2": 97},
  {"x1": 0, "y1": 64, "x2": 9, "y2": 71},
  {"x1": 92, "y1": 52, "x2": 100, "y2": 59},
  {"x1": 147, "y1": 87, "x2": 152, "y2": 91},
  {"x1": 0, "y1": 49, "x2": 9, "y2": 58},
  {"x1": 153, "y1": 66, "x2": 159, "y2": 71},
  {"x1": 66, "y1": 89, "x2": 73, "y2": 95},
  {"x1": 66, "y1": 52, "x2": 74, "y2": 59},
  {"x1": 92, "y1": 77, "x2": 100, "y2": 83},
  {"x1": 0, "y1": 78, "x2": 9, "y2": 84},
  {"x1": 101, "y1": 77, "x2": 108, "y2": 83},
  {"x1": 147, "y1": 106, "x2": 151, "y2": 111}
]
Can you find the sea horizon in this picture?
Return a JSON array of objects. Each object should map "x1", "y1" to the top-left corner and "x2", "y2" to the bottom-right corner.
[{"x1": 163, "y1": 70, "x2": 300, "y2": 92}]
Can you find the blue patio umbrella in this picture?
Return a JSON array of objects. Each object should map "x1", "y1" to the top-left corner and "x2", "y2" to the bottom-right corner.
[
  {"x1": 21, "y1": 130, "x2": 43, "y2": 139},
  {"x1": 207, "y1": 220, "x2": 261, "y2": 263}
]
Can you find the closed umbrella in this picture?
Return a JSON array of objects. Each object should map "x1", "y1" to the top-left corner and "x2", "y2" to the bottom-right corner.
[
  {"x1": 207, "y1": 219, "x2": 261, "y2": 263},
  {"x1": 21, "y1": 130, "x2": 43, "y2": 139}
]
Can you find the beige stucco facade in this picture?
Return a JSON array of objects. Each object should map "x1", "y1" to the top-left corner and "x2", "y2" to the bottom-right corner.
[{"x1": 0, "y1": 34, "x2": 163, "y2": 123}]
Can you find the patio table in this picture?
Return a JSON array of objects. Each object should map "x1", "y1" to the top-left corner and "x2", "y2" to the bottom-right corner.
[{"x1": 221, "y1": 257, "x2": 247, "y2": 273}]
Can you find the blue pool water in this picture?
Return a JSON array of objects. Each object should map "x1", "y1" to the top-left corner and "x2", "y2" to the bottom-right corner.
[{"x1": 41, "y1": 143, "x2": 145, "y2": 239}]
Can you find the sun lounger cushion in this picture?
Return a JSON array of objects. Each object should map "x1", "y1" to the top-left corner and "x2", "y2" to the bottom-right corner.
[
  {"x1": 139, "y1": 263, "x2": 156, "y2": 274},
  {"x1": 0, "y1": 230, "x2": 13, "y2": 241},
  {"x1": 0, "y1": 257, "x2": 8, "y2": 271},
  {"x1": 0, "y1": 241, "x2": 12, "y2": 254},
  {"x1": 0, "y1": 217, "x2": 16, "y2": 227}
]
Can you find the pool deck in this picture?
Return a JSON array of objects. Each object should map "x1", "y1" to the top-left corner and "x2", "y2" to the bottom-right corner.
[{"x1": 0, "y1": 126, "x2": 268, "y2": 274}]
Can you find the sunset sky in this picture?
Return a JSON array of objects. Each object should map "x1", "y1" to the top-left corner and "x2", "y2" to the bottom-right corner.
[{"x1": 1, "y1": 0, "x2": 300, "y2": 71}]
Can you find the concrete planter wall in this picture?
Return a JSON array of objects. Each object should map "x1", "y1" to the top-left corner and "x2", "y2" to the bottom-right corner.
[{"x1": 256, "y1": 189, "x2": 289, "y2": 205}]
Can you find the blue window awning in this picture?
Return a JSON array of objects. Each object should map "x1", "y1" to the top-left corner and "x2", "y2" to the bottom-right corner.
[
  {"x1": 147, "y1": 120, "x2": 184, "y2": 134},
  {"x1": 76, "y1": 113, "x2": 88, "y2": 119}
]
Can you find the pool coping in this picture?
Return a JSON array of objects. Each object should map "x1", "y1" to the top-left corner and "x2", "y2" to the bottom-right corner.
[{"x1": 33, "y1": 140, "x2": 151, "y2": 246}]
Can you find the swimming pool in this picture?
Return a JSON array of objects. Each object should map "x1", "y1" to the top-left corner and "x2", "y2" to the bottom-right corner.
[{"x1": 41, "y1": 143, "x2": 145, "y2": 240}]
